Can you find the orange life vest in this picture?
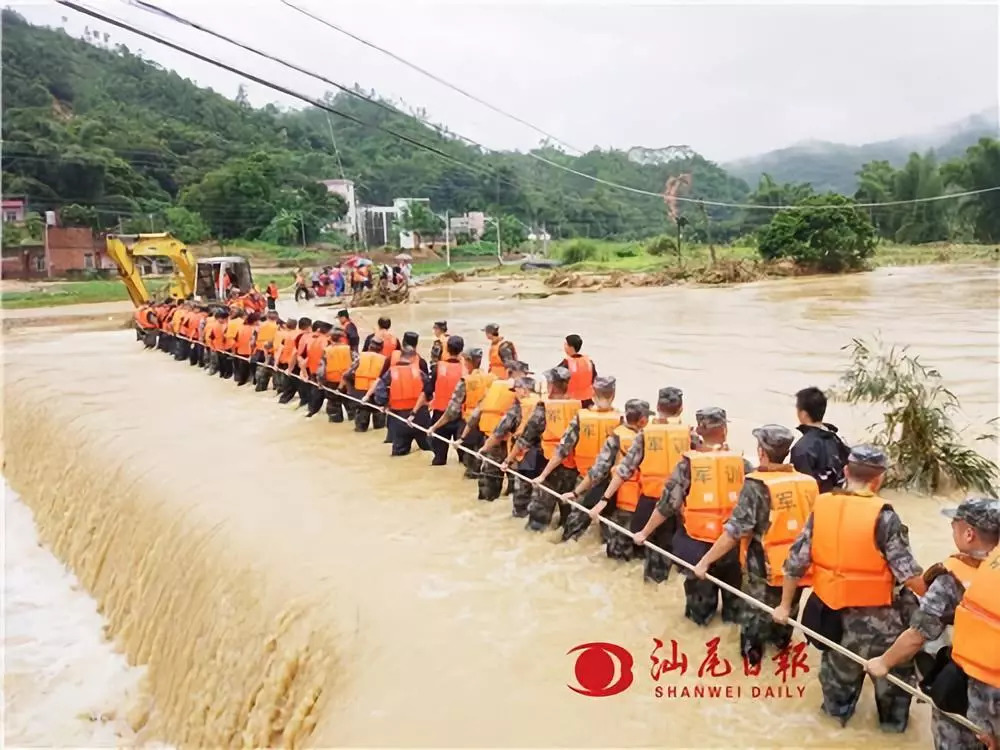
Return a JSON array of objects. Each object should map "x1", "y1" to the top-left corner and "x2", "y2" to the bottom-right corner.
[
  {"x1": 575, "y1": 409, "x2": 622, "y2": 475},
  {"x1": 462, "y1": 371, "x2": 494, "y2": 418},
  {"x1": 297, "y1": 331, "x2": 314, "y2": 361},
  {"x1": 157, "y1": 306, "x2": 170, "y2": 331},
  {"x1": 638, "y1": 421, "x2": 690, "y2": 499},
  {"x1": 431, "y1": 360, "x2": 464, "y2": 412},
  {"x1": 323, "y1": 344, "x2": 352, "y2": 384},
  {"x1": 192, "y1": 312, "x2": 208, "y2": 342},
  {"x1": 306, "y1": 334, "x2": 329, "y2": 375},
  {"x1": 255, "y1": 320, "x2": 278, "y2": 353},
  {"x1": 278, "y1": 330, "x2": 297, "y2": 366},
  {"x1": 811, "y1": 491, "x2": 894, "y2": 610},
  {"x1": 379, "y1": 332, "x2": 398, "y2": 356},
  {"x1": 612, "y1": 425, "x2": 641, "y2": 512},
  {"x1": 741, "y1": 469, "x2": 819, "y2": 586},
  {"x1": 514, "y1": 395, "x2": 541, "y2": 439},
  {"x1": 205, "y1": 319, "x2": 225, "y2": 351},
  {"x1": 224, "y1": 319, "x2": 242, "y2": 352},
  {"x1": 135, "y1": 306, "x2": 156, "y2": 329},
  {"x1": 388, "y1": 362, "x2": 423, "y2": 411},
  {"x1": 541, "y1": 399, "x2": 582, "y2": 469},
  {"x1": 354, "y1": 352, "x2": 386, "y2": 392},
  {"x1": 942, "y1": 554, "x2": 981, "y2": 590},
  {"x1": 681, "y1": 451, "x2": 745, "y2": 543},
  {"x1": 266, "y1": 283, "x2": 278, "y2": 299},
  {"x1": 488, "y1": 338, "x2": 516, "y2": 378},
  {"x1": 170, "y1": 308, "x2": 185, "y2": 334},
  {"x1": 565, "y1": 355, "x2": 594, "y2": 401},
  {"x1": 479, "y1": 380, "x2": 517, "y2": 433},
  {"x1": 951, "y1": 547, "x2": 1000, "y2": 688},
  {"x1": 235, "y1": 321, "x2": 255, "y2": 357}
]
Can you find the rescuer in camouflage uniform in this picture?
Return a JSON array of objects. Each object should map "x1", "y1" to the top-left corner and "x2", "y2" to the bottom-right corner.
[
  {"x1": 692, "y1": 424, "x2": 805, "y2": 666},
  {"x1": 774, "y1": 444, "x2": 925, "y2": 733},
  {"x1": 864, "y1": 497, "x2": 1000, "y2": 749},
  {"x1": 503, "y1": 366, "x2": 572, "y2": 520},
  {"x1": 526, "y1": 375, "x2": 618, "y2": 532},
  {"x1": 473, "y1": 360, "x2": 530, "y2": 502},
  {"x1": 569, "y1": 399, "x2": 654, "y2": 558},
  {"x1": 634, "y1": 407, "x2": 751, "y2": 627}
]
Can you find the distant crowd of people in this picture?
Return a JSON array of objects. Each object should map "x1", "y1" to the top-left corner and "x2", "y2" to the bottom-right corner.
[{"x1": 292, "y1": 259, "x2": 412, "y2": 302}]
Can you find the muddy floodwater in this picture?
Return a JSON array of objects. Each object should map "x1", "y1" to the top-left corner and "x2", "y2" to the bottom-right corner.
[{"x1": 3, "y1": 264, "x2": 998, "y2": 747}]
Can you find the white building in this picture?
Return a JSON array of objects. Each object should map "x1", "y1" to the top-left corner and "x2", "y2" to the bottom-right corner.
[
  {"x1": 392, "y1": 197, "x2": 431, "y2": 250},
  {"x1": 448, "y1": 211, "x2": 485, "y2": 239},
  {"x1": 359, "y1": 205, "x2": 398, "y2": 248},
  {"x1": 320, "y1": 179, "x2": 359, "y2": 238}
]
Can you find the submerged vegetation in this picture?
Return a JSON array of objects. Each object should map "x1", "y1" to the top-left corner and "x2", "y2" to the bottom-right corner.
[{"x1": 834, "y1": 337, "x2": 999, "y2": 495}]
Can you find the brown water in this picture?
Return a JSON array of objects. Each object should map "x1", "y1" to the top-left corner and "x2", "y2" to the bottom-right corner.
[{"x1": 3, "y1": 264, "x2": 998, "y2": 747}]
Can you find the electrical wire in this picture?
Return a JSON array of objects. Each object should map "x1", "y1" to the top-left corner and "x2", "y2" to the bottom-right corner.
[
  {"x1": 278, "y1": 0, "x2": 587, "y2": 156},
  {"x1": 146, "y1": 323, "x2": 986, "y2": 738},
  {"x1": 277, "y1": 1, "x2": 1000, "y2": 212}
]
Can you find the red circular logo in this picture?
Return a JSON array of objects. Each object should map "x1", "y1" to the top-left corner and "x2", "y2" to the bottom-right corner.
[{"x1": 567, "y1": 642, "x2": 635, "y2": 697}]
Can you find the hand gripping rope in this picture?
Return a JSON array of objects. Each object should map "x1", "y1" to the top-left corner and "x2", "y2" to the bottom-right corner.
[{"x1": 160, "y1": 330, "x2": 985, "y2": 737}]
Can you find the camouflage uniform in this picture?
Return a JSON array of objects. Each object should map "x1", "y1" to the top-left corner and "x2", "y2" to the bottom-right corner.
[
  {"x1": 616, "y1": 420, "x2": 697, "y2": 581},
  {"x1": 659, "y1": 455, "x2": 751, "y2": 626},
  {"x1": 783, "y1": 502, "x2": 923, "y2": 732},
  {"x1": 509, "y1": 402, "x2": 547, "y2": 518},
  {"x1": 478, "y1": 400, "x2": 519, "y2": 502},
  {"x1": 562, "y1": 432, "x2": 620, "y2": 543},
  {"x1": 724, "y1": 475, "x2": 800, "y2": 664},
  {"x1": 909, "y1": 572, "x2": 981, "y2": 750},
  {"x1": 526, "y1": 410, "x2": 585, "y2": 531},
  {"x1": 968, "y1": 678, "x2": 1000, "y2": 750},
  {"x1": 315, "y1": 344, "x2": 358, "y2": 422}
]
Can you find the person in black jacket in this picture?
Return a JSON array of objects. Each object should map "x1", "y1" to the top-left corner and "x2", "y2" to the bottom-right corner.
[{"x1": 790, "y1": 387, "x2": 850, "y2": 493}]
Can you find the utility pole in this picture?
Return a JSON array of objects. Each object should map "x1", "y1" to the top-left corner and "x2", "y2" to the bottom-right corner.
[
  {"x1": 300, "y1": 214, "x2": 306, "y2": 247},
  {"x1": 148, "y1": 213, "x2": 155, "y2": 233},
  {"x1": 495, "y1": 176, "x2": 501, "y2": 265},
  {"x1": 444, "y1": 210, "x2": 451, "y2": 268},
  {"x1": 542, "y1": 223, "x2": 549, "y2": 257}
]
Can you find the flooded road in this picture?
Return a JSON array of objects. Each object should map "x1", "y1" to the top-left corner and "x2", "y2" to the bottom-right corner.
[{"x1": 3, "y1": 264, "x2": 997, "y2": 747}]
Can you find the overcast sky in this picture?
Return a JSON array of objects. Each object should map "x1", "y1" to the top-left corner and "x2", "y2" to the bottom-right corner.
[{"x1": 9, "y1": 0, "x2": 999, "y2": 161}]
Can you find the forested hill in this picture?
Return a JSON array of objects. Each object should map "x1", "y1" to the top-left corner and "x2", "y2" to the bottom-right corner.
[
  {"x1": 0, "y1": 10, "x2": 748, "y2": 242},
  {"x1": 724, "y1": 110, "x2": 999, "y2": 195},
  {"x1": 4, "y1": 10, "x2": 999, "y2": 247}
]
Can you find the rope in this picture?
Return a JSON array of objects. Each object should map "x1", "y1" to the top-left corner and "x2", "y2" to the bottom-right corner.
[{"x1": 153, "y1": 327, "x2": 985, "y2": 736}]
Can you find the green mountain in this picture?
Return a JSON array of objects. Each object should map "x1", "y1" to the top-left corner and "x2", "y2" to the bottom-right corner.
[
  {"x1": 0, "y1": 10, "x2": 749, "y2": 243},
  {"x1": 724, "y1": 110, "x2": 999, "y2": 194}
]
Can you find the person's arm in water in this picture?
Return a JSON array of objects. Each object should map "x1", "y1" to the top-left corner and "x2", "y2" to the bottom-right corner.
[
  {"x1": 773, "y1": 515, "x2": 813, "y2": 623},
  {"x1": 693, "y1": 479, "x2": 768, "y2": 579},
  {"x1": 535, "y1": 415, "x2": 580, "y2": 484},
  {"x1": 567, "y1": 433, "x2": 619, "y2": 504},
  {"x1": 633, "y1": 458, "x2": 690, "y2": 545}
]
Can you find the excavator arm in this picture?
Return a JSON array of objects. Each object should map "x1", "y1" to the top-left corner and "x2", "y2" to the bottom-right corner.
[{"x1": 106, "y1": 233, "x2": 196, "y2": 306}]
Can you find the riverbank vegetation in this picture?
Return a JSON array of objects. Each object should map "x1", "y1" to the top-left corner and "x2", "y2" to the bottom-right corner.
[{"x1": 834, "y1": 338, "x2": 999, "y2": 495}]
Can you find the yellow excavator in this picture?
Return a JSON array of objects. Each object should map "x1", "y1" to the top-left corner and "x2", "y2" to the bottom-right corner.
[{"x1": 105, "y1": 233, "x2": 257, "y2": 307}]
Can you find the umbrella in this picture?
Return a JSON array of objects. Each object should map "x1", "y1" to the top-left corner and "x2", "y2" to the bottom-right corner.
[{"x1": 395, "y1": 253, "x2": 413, "y2": 261}]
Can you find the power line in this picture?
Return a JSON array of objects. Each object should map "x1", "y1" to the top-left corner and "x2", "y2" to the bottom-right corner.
[
  {"x1": 280, "y1": 2, "x2": 1000, "y2": 212},
  {"x1": 279, "y1": 0, "x2": 587, "y2": 156}
]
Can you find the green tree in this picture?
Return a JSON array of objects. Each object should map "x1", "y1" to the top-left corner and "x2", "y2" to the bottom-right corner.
[
  {"x1": 261, "y1": 208, "x2": 302, "y2": 245},
  {"x1": 854, "y1": 160, "x2": 898, "y2": 238},
  {"x1": 485, "y1": 214, "x2": 527, "y2": 250},
  {"x1": 892, "y1": 152, "x2": 949, "y2": 244},
  {"x1": 757, "y1": 194, "x2": 876, "y2": 272},
  {"x1": 945, "y1": 137, "x2": 1000, "y2": 242},
  {"x1": 164, "y1": 205, "x2": 210, "y2": 244},
  {"x1": 398, "y1": 203, "x2": 443, "y2": 248},
  {"x1": 2, "y1": 222, "x2": 26, "y2": 246},
  {"x1": 58, "y1": 203, "x2": 99, "y2": 228},
  {"x1": 23, "y1": 210, "x2": 44, "y2": 240}
]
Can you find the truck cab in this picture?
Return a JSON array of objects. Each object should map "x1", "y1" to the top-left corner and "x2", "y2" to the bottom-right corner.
[{"x1": 196, "y1": 257, "x2": 255, "y2": 302}]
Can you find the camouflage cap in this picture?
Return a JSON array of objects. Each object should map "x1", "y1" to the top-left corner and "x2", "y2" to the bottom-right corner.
[
  {"x1": 625, "y1": 399, "x2": 654, "y2": 420},
  {"x1": 593, "y1": 375, "x2": 617, "y2": 393},
  {"x1": 848, "y1": 444, "x2": 889, "y2": 471},
  {"x1": 657, "y1": 386, "x2": 683, "y2": 409},
  {"x1": 464, "y1": 347, "x2": 484, "y2": 362},
  {"x1": 400, "y1": 344, "x2": 417, "y2": 356},
  {"x1": 507, "y1": 360, "x2": 530, "y2": 375},
  {"x1": 695, "y1": 407, "x2": 728, "y2": 429},
  {"x1": 546, "y1": 366, "x2": 571, "y2": 384},
  {"x1": 515, "y1": 375, "x2": 536, "y2": 390},
  {"x1": 942, "y1": 497, "x2": 1000, "y2": 535},
  {"x1": 446, "y1": 334, "x2": 465, "y2": 351},
  {"x1": 483, "y1": 323, "x2": 500, "y2": 335},
  {"x1": 752, "y1": 424, "x2": 796, "y2": 458}
]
